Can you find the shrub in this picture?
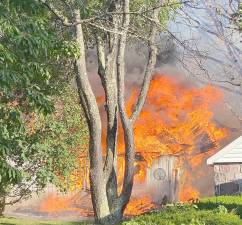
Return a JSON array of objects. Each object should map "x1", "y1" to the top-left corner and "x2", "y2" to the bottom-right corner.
[
  {"x1": 198, "y1": 195, "x2": 242, "y2": 218},
  {"x1": 122, "y1": 204, "x2": 242, "y2": 225}
]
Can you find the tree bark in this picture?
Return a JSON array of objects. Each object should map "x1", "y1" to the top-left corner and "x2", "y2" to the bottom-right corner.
[
  {"x1": 96, "y1": 35, "x2": 118, "y2": 183},
  {"x1": 95, "y1": 1, "x2": 122, "y2": 217},
  {"x1": 74, "y1": 9, "x2": 111, "y2": 224},
  {"x1": 115, "y1": 0, "x2": 136, "y2": 213},
  {"x1": 116, "y1": 0, "x2": 159, "y2": 214},
  {"x1": 95, "y1": 23, "x2": 122, "y2": 225}
]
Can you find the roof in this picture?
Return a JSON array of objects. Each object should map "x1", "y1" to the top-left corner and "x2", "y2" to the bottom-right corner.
[{"x1": 207, "y1": 136, "x2": 242, "y2": 165}]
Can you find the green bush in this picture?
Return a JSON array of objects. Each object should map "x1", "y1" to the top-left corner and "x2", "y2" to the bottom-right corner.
[
  {"x1": 198, "y1": 196, "x2": 242, "y2": 218},
  {"x1": 122, "y1": 204, "x2": 242, "y2": 225}
]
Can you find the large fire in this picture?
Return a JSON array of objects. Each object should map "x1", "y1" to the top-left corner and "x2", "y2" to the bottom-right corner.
[
  {"x1": 38, "y1": 74, "x2": 228, "y2": 217},
  {"x1": 117, "y1": 75, "x2": 227, "y2": 202}
]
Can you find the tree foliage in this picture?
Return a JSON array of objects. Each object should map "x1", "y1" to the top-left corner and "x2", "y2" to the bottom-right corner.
[{"x1": 0, "y1": 0, "x2": 83, "y2": 207}]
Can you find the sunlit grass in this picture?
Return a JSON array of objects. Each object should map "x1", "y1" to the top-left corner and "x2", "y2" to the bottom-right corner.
[{"x1": 0, "y1": 216, "x2": 87, "y2": 225}]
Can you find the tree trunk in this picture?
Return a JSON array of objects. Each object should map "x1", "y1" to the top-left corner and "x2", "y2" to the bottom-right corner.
[
  {"x1": 95, "y1": 2, "x2": 121, "y2": 217},
  {"x1": 118, "y1": 120, "x2": 135, "y2": 213},
  {"x1": 74, "y1": 9, "x2": 111, "y2": 224},
  {"x1": 0, "y1": 195, "x2": 5, "y2": 217},
  {"x1": 40, "y1": 0, "x2": 166, "y2": 224}
]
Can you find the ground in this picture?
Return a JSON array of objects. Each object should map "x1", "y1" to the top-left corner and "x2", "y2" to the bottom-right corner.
[
  {"x1": 0, "y1": 217, "x2": 85, "y2": 225},
  {"x1": 2, "y1": 196, "x2": 242, "y2": 225}
]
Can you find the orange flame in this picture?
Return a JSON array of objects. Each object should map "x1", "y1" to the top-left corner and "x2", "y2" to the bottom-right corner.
[
  {"x1": 39, "y1": 74, "x2": 228, "y2": 216},
  {"x1": 38, "y1": 194, "x2": 71, "y2": 213},
  {"x1": 124, "y1": 197, "x2": 155, "y2": 216},
  {"x1": 179, "y1": 186, "x2": 200, "y2": 202},
  {"x1": 38, "y1": 193, "x2": 93, "y2": 217}
]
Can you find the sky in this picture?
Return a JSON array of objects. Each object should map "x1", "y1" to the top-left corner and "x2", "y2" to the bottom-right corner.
[{"x1": 166, "y1": 0, "x2": 242, "y2": 119}]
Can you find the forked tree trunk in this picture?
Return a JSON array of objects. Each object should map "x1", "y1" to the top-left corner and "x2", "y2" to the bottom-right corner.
[
  {"x1": 73, "y1": 1, "x2": 159, "y2": 223},
  {"x1": 39, "y1": 0, "x2": 163, "y2": 224}
]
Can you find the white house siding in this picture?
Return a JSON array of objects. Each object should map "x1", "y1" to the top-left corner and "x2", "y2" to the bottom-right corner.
[
  {"x1": 207, "y1": 136, "x2": 242, "y2": 165},
  {"x1": 207, "y1": 136, "x2": 242, "y2": 195},
  {"x1": 215, "y1": 147, "x2": 242, "y2": 163}
]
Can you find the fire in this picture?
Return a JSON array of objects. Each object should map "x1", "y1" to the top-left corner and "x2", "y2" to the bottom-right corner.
[
  {"x1": 38, "y1": 193, "x2": 71, "y2": 213},
  {"x1": 124, "y1": 197, "x2": 156, "y2": 216},
  {"x1": 38, "y1": 74, "x2": 228, "y2": 216},
  {"x1": 179, "y1": 186, "x2": 200, "y2": 202},
  {"x1": 121, "y1": 75, "x2": 226, "y2": 190},
  {"x1": 38, "y1": 192, "x2": 94, "y2": 217},
  {"x1": 189, "y1": 153, "x2": 206, "y2": 168}
]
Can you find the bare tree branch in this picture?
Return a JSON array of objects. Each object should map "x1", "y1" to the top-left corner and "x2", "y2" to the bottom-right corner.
[
  {"x1": 39, "y1": 0, "x2": 72, "y2": 26},
  {"x1": 40, "y1": 0, "x2": 190, "y2": 27}
]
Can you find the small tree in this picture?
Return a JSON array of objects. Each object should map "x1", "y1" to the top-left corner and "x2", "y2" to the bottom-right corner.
[
  {"x1": 0, "y1": 0, "x2": 83, "y2": 215},
  {"x1": 39, "y1": 0, "x2": 182, "y2": 223}
]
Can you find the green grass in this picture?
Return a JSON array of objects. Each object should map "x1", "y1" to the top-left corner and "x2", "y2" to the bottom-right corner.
[
  {"x1": 198, "y1": 195, "x2": 242, "y2": 218},
  {"x1": 0, "y1": 217, "x2": 86, "y2": 225},
  {"x1": 121, "y1": 203, "x2": 242, "y2": 225}
]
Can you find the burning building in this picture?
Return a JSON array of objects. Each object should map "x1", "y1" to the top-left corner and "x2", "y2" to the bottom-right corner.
[
  {"x1": 207, "y1": 136, "x2": 242, "y2": 196},
  {"x1": 70, "y1": 74, "x2": 228, "y2": 209},
  {"x1": 5, "y1": 74, "x2": 231, "y2": 219}
]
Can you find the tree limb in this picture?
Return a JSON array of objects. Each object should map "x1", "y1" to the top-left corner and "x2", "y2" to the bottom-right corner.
[
  {"x1": 130, "y1": 9, "x2": 159, "y2": 124},
  {"x1": 40, "y1": 0, "x2": 190, "y2": 28},
  {"x1": 39, "y1": 0, "x2": 72, "y2": 26}
]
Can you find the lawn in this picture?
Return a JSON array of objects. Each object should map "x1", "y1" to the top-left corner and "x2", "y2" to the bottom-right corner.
[
  {"x1": 122, "y1": 196, "x2": 242, "y2": 225},
  {"x1": 198, "y1": 195, "x2": 242, "y2": 218},
  {"x1": 0, "y1": 217, "x2": 85, "y2": 225},
  {"x1": 121, "y1": 204, "x2": 242, "y2": 225}
]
